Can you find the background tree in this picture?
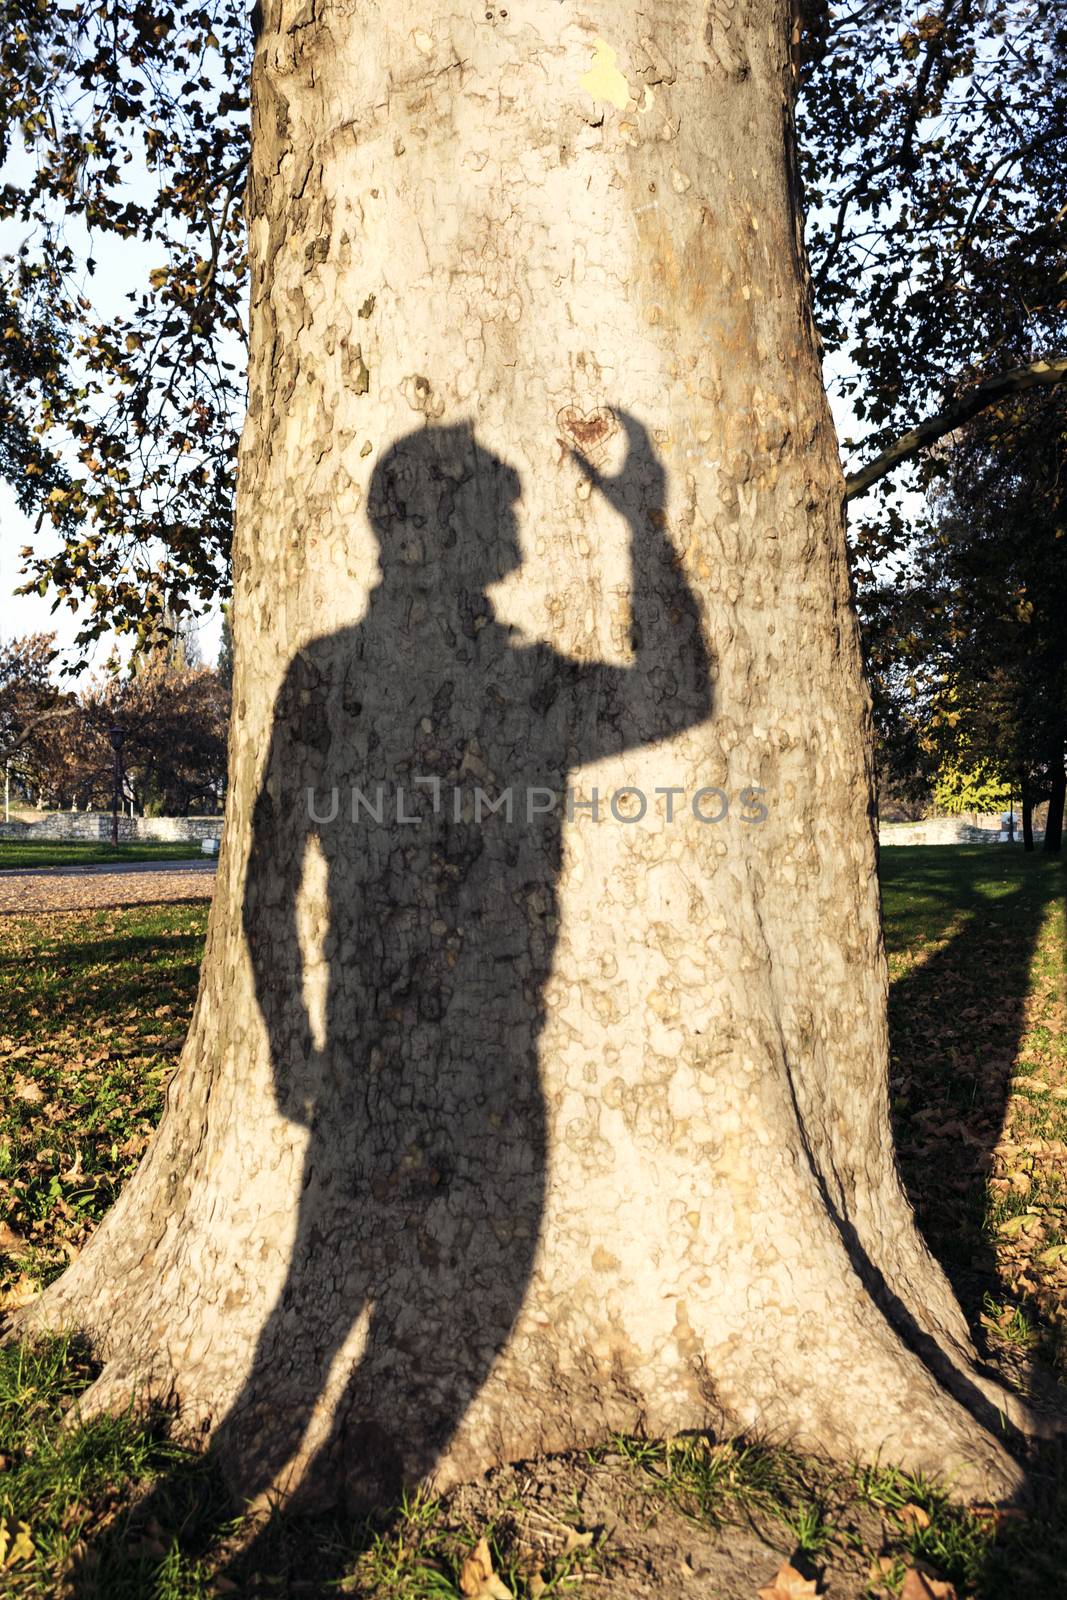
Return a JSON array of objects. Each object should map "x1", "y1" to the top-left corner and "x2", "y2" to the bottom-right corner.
[
  {"x1": 18, "y1": 648, "x2": 229, "y2": 813},
  {"x1": 111, "y1": 651, "x2": 228, "y2": 814},
  {"x1": 0, "y1": 0, "x2": 249, "y2": 650},
  {"x1": 800, "y1": 0, "x2": 1067, "y2": 562},
  {"x1": 861, "y1": 388, "x2": 1067, "y2": 848},
  {"x1": 0, "y1": 631, "x2": 72, "y2": 799},
  {"x1": 216, "y1": 603, "x2": 233, "y2": 691}
]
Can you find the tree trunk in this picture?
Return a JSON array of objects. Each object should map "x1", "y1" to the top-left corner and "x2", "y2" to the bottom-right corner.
[
  {"x1": 13, "y1": 0, "x2": 1033, "y2": 1509},
  {"x1": 1022, "y1": 785, "x2": 1035, "y2": 852},
  {"x1": 1044, "y1": 748, "x2": 1065, "y2": 853}
]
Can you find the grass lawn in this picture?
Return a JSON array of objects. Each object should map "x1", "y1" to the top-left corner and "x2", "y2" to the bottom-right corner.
[
  {"x1": 0, "y1": 840, "x2": 213, "y2": 871},
  {"x1": 0, "y1": 849, "x2": 1064, "y2": 1597}
]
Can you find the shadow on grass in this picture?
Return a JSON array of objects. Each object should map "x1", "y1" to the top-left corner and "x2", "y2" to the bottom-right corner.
[
  {"x1": 884, "y1": 845, "x2": 1067, "y2": 1595},
  {"x1": 0, "y1": 930, "x2": 204, "y2": 1037}
]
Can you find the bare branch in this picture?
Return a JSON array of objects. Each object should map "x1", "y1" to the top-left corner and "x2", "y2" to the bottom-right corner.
[{"x1": 843, "y1": 356, "x2": 1067, "y2": 502}]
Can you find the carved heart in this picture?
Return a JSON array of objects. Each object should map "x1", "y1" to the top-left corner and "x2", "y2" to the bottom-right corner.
[{"x1": 556, "y1": 405, "x2": 618, "y2": 464}]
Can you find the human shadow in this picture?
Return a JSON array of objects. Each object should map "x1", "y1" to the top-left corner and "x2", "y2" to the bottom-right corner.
[{"x1": 215, "y1": 414, "x2": 713, "y2": 1518}]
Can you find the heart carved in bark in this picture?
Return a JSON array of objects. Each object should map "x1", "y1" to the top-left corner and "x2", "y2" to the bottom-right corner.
[{"x1": 556, "y1": 405, "x2": 618, "y2": 465}]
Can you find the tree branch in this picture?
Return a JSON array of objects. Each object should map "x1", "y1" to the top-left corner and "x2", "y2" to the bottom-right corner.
[
  {"x1": 0, "y1": 702, "x2": 77, "y2": 762},
  {"x1": 844, "y1": 356, "x2": 1067, "y2": 502}
]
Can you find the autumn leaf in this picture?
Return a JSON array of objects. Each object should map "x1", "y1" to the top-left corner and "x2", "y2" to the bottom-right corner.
[
  {"x1": 896, "y1": 1502, "x2": 932, "y2": 1531},
  {"x1": 562, "y1": 1526, "x2": 595, "y2": 1555},
  {"x1": 459, "y1": 1536, "x2": 513, "y2": 1600},
  {"x1": 0, "y1": 1221, "x2": 29, "y2": 1255},
  {"x1": 0, "y1": 1518, "x2": 34, "y2": 1569},
  {"x1": 0, "y1": 1273, "x2": 41, "y2": 1311},
  {"x1": 901, "y1": 1569, "x2": 957, "y2": 1600},
  {"x1": 757, "y1": 1560, "x2": 821, "y2": 1598}
]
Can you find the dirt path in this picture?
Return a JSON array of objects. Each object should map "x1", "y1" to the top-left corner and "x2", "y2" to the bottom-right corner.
[{"x1": 0, "y1": 861, "x2": 216, "y2": 914}]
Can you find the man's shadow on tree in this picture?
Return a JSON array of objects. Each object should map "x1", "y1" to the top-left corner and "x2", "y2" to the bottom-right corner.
[{"x1": 213, "y1": 413, "x2": 714, "y2": 1522}]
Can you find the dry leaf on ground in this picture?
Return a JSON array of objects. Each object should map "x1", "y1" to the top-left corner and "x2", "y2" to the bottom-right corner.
[
  {"x1": 757, "y1": 1560, "x2": 821, "y2": 1598},
  {"x1": 901, "y1": 1570, "x2": 957, "y2": 1600},
  {"x1": 897, "y1": 1503, "x2": 932, "y2": 1531},
  {"x1": 0, "y1": 1273, "x2": 41, "y2": 1312},
  {"x1": 459, "y1": 1536, "x2": 513, "y2": 1599},
  {"x1": 563, "y1": 1526, "x2": 595, "y2": 1554}
]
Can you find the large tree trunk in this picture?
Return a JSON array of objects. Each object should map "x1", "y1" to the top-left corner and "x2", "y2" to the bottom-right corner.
[
  {"x1": 14, "y1": 0, "x2": 1034, "y2": 1509},
  {"x1": 1022, "y1": 783, "x2": 1035, "y2": 851}
]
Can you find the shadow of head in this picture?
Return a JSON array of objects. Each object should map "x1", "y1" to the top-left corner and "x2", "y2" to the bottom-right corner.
[{"x1": 367, "y1": 423, "x2": 523, "y2": 590}]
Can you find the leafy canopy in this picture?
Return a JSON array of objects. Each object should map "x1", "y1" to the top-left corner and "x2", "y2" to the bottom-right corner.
[{"x1": 0, "y1": 0, "x2": 249, "y2": 652}]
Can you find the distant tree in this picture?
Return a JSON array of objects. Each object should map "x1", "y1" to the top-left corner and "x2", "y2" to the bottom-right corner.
[
  {"x1": 932, "y1": 764, "x2": 1012, "y2": 819},
  {"x1": 90, "y1": 655, "x2": 229, "y2": 815},
  {"x1": 157, "y1": 604, "x2": 202, "y2": 671},
  {"x1": 802, "y1": 0, "x2": 1067, "y2": 553},
  {"x1": 859, "y1": 390, "x2": 1067, "y2": 851},
  {"x1": 25, "y1": 652, "x2": 229, "y2": 814},
  {"x1": 0, "y1": 633, "x2": 73, "y2": 791},
  {"x1": 216, "y1": 604, "x2": 233, "y2": 692}
]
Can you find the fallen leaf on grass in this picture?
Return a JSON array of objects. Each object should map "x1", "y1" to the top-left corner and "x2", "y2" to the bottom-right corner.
[
  {"x1": 0, "y1": 1222, "x2": 28, "y2": 1255},
  {"x1": 757, "y1": 1560, "x2": 821, "y2": 1598},
  {"x1": 901, "y1": 1570, "x2": 957, "y2": 1600},
  {"x1": 11, "y1": 1076, "x2": 44, "y2": 1104},
  {"x1": 563, "y1": 1526, "x2": 594, "y2": 1554},
  {"x1": 0, "y1": 1273, "x2": 41, "y2": 1311},
  {"x1": 0, "y1": 1518, "x2": 34, "y2": 1569},
  {"x1": 459, "y1": 1537, "x2": 513, "y2": 1599},
  {"x1": 896, "y1": 1502, "x2": 931, "y2": 1531},
  {"x1": 998, "y1": 1213, "x2": 1042, "y2": 1237}
]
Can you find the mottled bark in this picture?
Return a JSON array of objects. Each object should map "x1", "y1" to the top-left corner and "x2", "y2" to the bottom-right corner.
[{"x1": 13, "y1": 0, "x2": 1037, "y2": 1509}]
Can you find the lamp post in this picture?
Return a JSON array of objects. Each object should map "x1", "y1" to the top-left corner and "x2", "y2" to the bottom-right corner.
[{"x1": 109, "y1": 723, "x2": 126, "y2": 847}]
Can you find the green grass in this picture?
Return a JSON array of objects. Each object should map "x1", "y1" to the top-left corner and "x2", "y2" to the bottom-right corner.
[
  {"x1": 0, "y1": 840, "x2": 212, "y2": 870},
  {"x1": 0, "y1": 849, "x2": 1065, "y2": 1595},
  {"x1": 0, "y1": 904, "x2": 208, "y2": 1291},
  {"x1": 881, "y1": 844, "x2": 1067, "y2": 1370}
]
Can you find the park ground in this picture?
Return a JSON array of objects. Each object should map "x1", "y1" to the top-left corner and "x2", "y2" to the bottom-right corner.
[
  {"x1": 0, "y1": 840, "x2": 211, "y2": 872},
  {"x1": 0, "y1": 846, "x2": 1064, "y2": 1597}
]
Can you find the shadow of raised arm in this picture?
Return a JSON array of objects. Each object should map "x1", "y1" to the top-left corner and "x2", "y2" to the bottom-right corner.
[{"x1": 565, "y1": 409, "x2": 714, "y2": 763}]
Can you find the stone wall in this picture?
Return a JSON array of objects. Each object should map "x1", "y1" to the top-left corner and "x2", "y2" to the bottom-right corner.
[
  {"x1": 878, "y1": 815, "x2": 1031, "y2": 847},
  {"x1": 0, "y1": 812, "x2": 222, "y2": 843}
]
